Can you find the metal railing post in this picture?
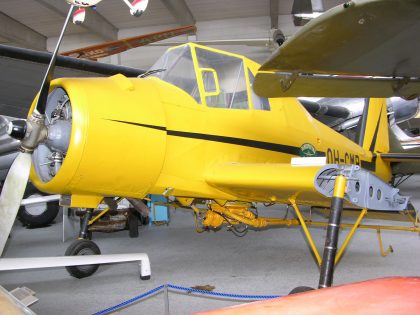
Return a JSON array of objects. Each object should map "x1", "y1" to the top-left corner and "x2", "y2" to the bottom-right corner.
[{"x1": 164, "y1": 284, "x2": 170, "y2": 315}]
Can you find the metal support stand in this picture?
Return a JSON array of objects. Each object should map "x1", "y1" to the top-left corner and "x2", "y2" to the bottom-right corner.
[
  {"x1": 318, "y1": 175, "x2": 346, "y2": 289},
  {"x1": 164, "y1": 284, "x2": 170, "y2": 315},
  {"x1": 0, "y1": 253, "x2": 151, "y2": 279}
]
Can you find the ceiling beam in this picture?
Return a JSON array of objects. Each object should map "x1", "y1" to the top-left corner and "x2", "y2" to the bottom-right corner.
[
  {"x1": 161, "y1": 0, "x2": 196, "y2": 26},
  {"x1": 35, "y1": 0, "x2": 118, "y2": 41},
  {"x1": 270, "y1": 0, "x2": 279, "y2": 29},
  {"x1": 0, "y1": 12, "x2": 46, "y2": 50}
]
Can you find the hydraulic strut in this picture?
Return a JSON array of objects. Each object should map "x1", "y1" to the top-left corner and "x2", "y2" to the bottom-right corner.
[{"x1": 318, "y1": 174, "x2": 347, "y2": 288}]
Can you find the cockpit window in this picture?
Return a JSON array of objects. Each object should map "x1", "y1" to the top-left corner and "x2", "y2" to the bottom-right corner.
[
  {"x1": 248, "y1": 70, "x2": 270, "y2": 111},
  {"x1": 195, "y1": 48, "x2": 249, "y2": 109},
  {"x1": 150, "y1": 45, "x2": 200, "y2": 103}
]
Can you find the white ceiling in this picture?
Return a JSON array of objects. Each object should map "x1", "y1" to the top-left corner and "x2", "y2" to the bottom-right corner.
[
  {"x1": 0, "y1": 0, "x2": 349, "y2": 72},
  {"x1": 0, "y1": 0, "x2": 346, "y2": 41}
]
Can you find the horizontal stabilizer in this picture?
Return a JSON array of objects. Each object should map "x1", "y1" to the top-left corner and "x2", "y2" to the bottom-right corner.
[{"x1": 380, "y1": 153, "x2": 420, "y2": 162}]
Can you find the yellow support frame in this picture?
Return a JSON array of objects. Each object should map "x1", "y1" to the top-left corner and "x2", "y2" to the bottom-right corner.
[
  {"x1": 286, "y1": 201, "x2": 393, "y2": 267},
  {"x1": 88, "y1": 198, "x2": 123, "y2": 225},
  {"x1": 377, "y1": 228, "x2": 394, "y2": 257},
  {"x1": 289, "y1": 199, "x2": 322, "y2": 266},
  {"x1": 192, "y1": 200, "x2": 420, "y2": 266},
  {"x1": 335, "y1": 208, "x2": 367, "y2": 264}
]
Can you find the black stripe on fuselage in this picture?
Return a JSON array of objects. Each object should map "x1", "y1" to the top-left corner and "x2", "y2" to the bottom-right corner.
[
  {"x1": 108, "y1": 119, "x2": 167, "y2": 131},
  {"x1": 167, "y1": 130, "x2": 305, "y2": 156},
  {"x1": 368, "y1": 104, "x2": 383, "y2": 152},
  {"x1": 361, "y1": 155, "x2": 377, "y2": 171},
  {"x1": 107, "y1": 119, "x2": 326, "y2": 156}
]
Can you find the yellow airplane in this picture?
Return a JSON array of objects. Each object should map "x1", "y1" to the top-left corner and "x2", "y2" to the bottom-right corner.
[{"x1": 1, "y1": 0, "x2": 420, "y2": 281}]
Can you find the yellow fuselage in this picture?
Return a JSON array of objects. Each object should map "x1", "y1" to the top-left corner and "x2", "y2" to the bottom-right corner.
[{"x1": 30, "y1": 44, "x2": 390, "y2": 208}]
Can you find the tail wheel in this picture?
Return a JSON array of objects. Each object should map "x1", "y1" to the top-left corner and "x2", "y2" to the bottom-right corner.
[{"x1": 65, "y1": 239, "x2": 101, "y2": 279}]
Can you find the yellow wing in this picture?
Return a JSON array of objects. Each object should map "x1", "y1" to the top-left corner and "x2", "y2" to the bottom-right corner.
[
  {"x1": 254, "y1": 0, "x2": 420, "y2": 99},
  {"x1": 205, "y1": 162, "x2": 330, "y2": 206},
  {"x1": 205, "y1": 161, "x2": 410, "y2": 211}
]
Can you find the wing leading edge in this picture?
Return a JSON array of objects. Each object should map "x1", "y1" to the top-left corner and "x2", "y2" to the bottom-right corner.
[{"x1": 205, "y1": 162, "x2": 329, "y2": 206}]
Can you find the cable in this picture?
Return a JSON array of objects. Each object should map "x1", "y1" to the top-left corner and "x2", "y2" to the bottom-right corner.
[{"x1": 394, "y1": 174, "x2": 413, "y2": 187}]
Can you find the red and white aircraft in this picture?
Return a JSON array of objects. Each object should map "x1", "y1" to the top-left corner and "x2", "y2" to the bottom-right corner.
[{"x1": 67, "y1": 0, "x2": 148, "y2": 24}]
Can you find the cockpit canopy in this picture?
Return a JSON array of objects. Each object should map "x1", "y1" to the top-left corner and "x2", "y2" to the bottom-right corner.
[{"x1": 150, "y1": 44, "x2": 270, "y2": 110}]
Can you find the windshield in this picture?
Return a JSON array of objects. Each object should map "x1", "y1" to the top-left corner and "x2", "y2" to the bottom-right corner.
[
  {"x1": 149, "y1": 45, "x2": 200, "y2": 103},
  {"x1": 195, "y1": 48, "x2": 248, "y2": 109}
]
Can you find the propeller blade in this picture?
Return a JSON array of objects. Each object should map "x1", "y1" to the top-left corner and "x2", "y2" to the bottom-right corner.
[
  {"x1": 0, "y1": 152, "x2": 32, "y2": 256},
  {"x1": 35, "y1": 5, "x2": 74, "y2": 116}
]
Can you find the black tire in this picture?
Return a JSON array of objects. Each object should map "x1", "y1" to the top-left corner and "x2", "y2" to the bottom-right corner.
[
  {"x1": 18, "y1": 185, "x2": 59, "y2": 228},
  {"x1": 65, "y1": 239, "x2": 101, "y2": 279},
  {"x1": 128, "y1": 211, "x2": 139, "y2": 238},
  {"x1": 288, "y1": 286, "x2": 315, "y2": 295}
]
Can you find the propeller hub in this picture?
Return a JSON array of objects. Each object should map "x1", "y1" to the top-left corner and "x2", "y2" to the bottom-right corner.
[
  {"x1": 13, "y1": 115, "x2": 48, "y2": 153},
  {"x1": 7, "y1": 120, "x2": 27, "y2": 140}
]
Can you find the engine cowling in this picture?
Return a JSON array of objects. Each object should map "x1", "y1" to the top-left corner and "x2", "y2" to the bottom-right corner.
[{"x1": 30, "y1": 74, "x2": 167, "y2": 207}]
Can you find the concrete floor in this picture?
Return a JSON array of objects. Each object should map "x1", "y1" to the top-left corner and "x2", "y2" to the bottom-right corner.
[{"x1": 1, "y1": 176, "x2": 420, "y2": 315}]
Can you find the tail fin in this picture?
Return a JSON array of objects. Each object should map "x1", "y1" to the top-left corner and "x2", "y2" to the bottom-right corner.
[
  {"x1": 361, "y1": 99, "x2": 420, "y2": 175},
  {"x1": 356, "y1": 98, "x2": 389, "y2": 153}
]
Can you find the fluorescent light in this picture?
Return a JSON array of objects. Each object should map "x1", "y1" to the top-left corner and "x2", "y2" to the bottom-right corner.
[{"x1": 293, "y1": 12, "x2": 323, "y2": 19}]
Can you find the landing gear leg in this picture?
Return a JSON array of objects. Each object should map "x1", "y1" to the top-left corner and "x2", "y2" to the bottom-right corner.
[
  {"x1": 318, "y1": 174, "x2": 347, "y2": 289},
  {"x1": 288, "y1": 174, "x2": 347, "y2": 294},
  {"x1": 65, "y1": 208, "x2": 101, "y2": 278},
  {"x1": 79, "y1": 208, "x2": 93, "y2": 239}
]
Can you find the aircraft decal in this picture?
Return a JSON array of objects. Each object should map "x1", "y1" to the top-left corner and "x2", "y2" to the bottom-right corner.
[
  {"x1": 299, "y1": 143, "x2": 317, "y2": 157},
  {"x1": 108, "y1": 119, "x2": 326, "y2": 156},
  {"x1": 326, "y1": 148, "x2": 360, "y2": 165},
  {"x1": 326, "y1": 148, "x2": 377, "y2": 171}
]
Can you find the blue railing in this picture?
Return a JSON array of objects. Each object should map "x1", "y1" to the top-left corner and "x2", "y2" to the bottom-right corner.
[{"x1": 93, "y1": 283, "x2": 282, "y2": 315}]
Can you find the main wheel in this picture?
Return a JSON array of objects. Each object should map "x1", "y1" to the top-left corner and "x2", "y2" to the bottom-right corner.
[
  {"x1": 18, "y1": 185, "x2": 59, "y2": 228},
  {"x1": 65, "y1": 239, "x2": 101, "y2": 279}
]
